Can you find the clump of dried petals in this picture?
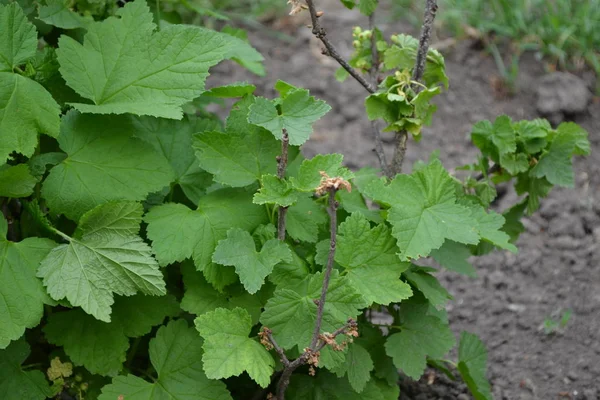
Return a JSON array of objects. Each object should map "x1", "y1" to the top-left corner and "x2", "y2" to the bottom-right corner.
[
  {"x1": 344, "y1": 318, "x2": 359, "y2": 338},
  {"x1": 315, "y1": 171, "x2": 352, "y2": 195},
  {"x1": 303, "y1": 347, "x2": 320, "y2": 368},
  {"x1": 287, "y1": 0, "x2": 306, "y2": 15},
  {"x1": 259, "y1": 327, "x2": 274, "y2": 350}
]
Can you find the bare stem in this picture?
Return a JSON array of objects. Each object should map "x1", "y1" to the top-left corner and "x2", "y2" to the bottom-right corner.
[
  {"x1": 277, "y1": 130, "x2": 290, "y2": 241},
  {"x1": 305, "y1": 0, "x2": 376, "y2": 94},
  {"x1": 412, "y1": 0, "x2": 438, "y2": 92},
  {"x1": 264, "y1": 328, "x2": 289, "y2": 366},
  {"x1": 272, "y1": 186, "x2": 343, "y2": 400},
  {"x1": 367, "y1": 11, "x2": 389, "y2": 176},
  {"x1": 389, "y1": 0, "x2": 438, "y2": 176},
  {"x1": 390, "y1": 130, "x2": 408, "y2": 176},
  {"x1": 310, "y1": 186, "x2": 338, "y2": 350}
]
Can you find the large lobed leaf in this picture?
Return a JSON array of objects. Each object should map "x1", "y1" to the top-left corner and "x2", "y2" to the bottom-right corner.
[
  {"x1": 0, "y1": 3, "x2": 60, "y2": 162},
  {"x1": 56, "y1": 0, "x2": 252, "y2": 118},
  {"x1": 0, "y1": 339, "x2": 52, "y2": 400},
  {"x1": 335, "y1": 213, "x2": 412, "y2": 305},
  {"x1": 99, "y1": 320, "x2": 232, "y2": 400},
  {"x1": 196, "y1": 307, "x2": 275, "y2": 387},
  {"x1": 37, "y1": 201, "x2": 166, "y2": 322},
  {"x1": 42, "y1": 112, "x2": 174, "y2": 221},
  {"x1": 458, "y1": 332, "x2": 493, "y2": 400},
  {"x1": 261, "y1": 270, "x2": 368, "y2": 351},
  {"x1": 213, "y1": 228, "x2": 292, "y2": 294},
  {"x1": 248, "y1": 89, "x2": 331, "y2": 146},
  {"x1": 385, "y1": 301, "x2": 455, "y2": 379},
  {"x1": 44, "y1": 295, "x2": 179, "y2": 376},
  {"x1": 0, "y1": 214, "x2": 56, "y2": 349},
  {"x1": 144, "y1": 188, "x2": 268, "y2": 289}
]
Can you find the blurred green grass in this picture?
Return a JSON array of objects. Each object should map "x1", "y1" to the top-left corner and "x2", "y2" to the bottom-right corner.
[{"x1": 393, "y1": 0, "x2": 600, "y2": 89}]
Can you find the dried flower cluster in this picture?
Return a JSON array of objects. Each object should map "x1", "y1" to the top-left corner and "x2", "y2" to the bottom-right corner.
[
  {"x1": 259, "y1": 327, "x2": 274, "y2": 351},
  {"x1": 287, "y1": 0, "x2": 305, "y2": 15},
  {"x1": 315, "y1": 171, "x2": 352, "y2": 196}
]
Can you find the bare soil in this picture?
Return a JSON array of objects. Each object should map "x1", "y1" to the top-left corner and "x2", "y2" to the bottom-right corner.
[{"x1": 208, "y1": 1, "x2": 600, "y2": 398}]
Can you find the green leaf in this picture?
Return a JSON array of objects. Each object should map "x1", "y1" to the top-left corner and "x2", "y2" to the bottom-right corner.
[
  {"x1": 268, "y1": 250, "x2": 311, "y2": 288},
  {"x1": 196, "y1": 307, "x2": 274, "y2": 387},
  {"x1": 0, "y1": 72, "x2": 60, "y2": 163},
  {"x1": 358, "y1": 0, "x2": 378, "y2": 15},
  {"x1": 44, "y1": 309, "x2": 129, "y2": 376},
  {"x1": 28, "y1": 152, "x2": 66, "y2": 179},
  {"x1": 471, "y1": 116, "x2": 516, "y2": 156},
  {"x1": 44, "y1": 295, "x2": 177, "y2": 376},
  {"x1": 288, "y1": 372, "x2": 398, "y2": 400},
  {"x1": 557, "y1": 122, "x2": 590, "y2": 156},
  {"x1": 203, "y1": 82, "x2": 256, "y2": 98},
  {"x1": 57, "y1": 0, "x2": 234, "y2": 118},
  {"x1": 332, "y1": 343, "x2": 374, "y2": 392},
  {"x1": 336, "y1": 213, "x2": 412, "y2": 305},
  {"x1": 385, "y1": 302, "x2": 455, "y2": 379},
  {"x1": 365, "y1": 160, "x2": 479, "y2": 260},
  {"x1": 248, "y1": 89, "x2": 331, "y2": 146},
  {"x1": 253, "y1": 174, "x2": 299, "y2": 207},
  {"x1": 111, "y1": 294, "x2": 180, "y2": 338},
  {"x1": 502, "y1": 199, "x2": 527, "y2": 242},
  {"x1": 181, "y1": 261, "x2": 230, "y2": 316},
  {"x1": 144, "y1": 188, "x2": 268, "y2": 272},
  {"x1": 99, "y1": 320, "x2": 232, "y2": 400},
  {"x1": 357, "y1": 324, "x2": 399, "y2": 387},
  {"x1": 42, "y1": 112, "x2": 174, "y2": 221},
  {"x1": 0, "y1": 2, "x2": 36, "y2": 71},
  {"x1": 430, "y1": 240, "x2": 476, "y2": 277},
  {"x1": 470, "y1": 208, "x2": 518, "y2": 253},
  {"x1": 286, "y1": 194, "x2": 328, "y2": 243},
  {"x1": 131, "y1": 115, "x2": 214, "y2": 204},
  {"x1": 181, "y1": 263, "x2": 267, "y2": 325},
  {"x1": 221, "y1": 31, "x2": 265, "y2": 76},
  {"x1": 0, "y1": 339, "x2": 52, "y2": 400},
  {"x1": 292, "y1": 154, "x2": 354, "y2": 192},
  {"x1": 499, "y1": 152, "x2": 529, "y2": 175},
  {"x1": 0, "y1": 213, "x2": 56, "y2": 349},
  {"x1": 403, "y1": 267, "x2": 452, "y2": 309},
  {"x1": 261, "y1": 270, "x2": 368, "y2": 351},
  {"x1": 193, "y1": 128, "x2": 281, "y2": 187},
  {"x1": 38, "y1": 201, "x2": 166, "y2": 322},
  {"x1": 515, "y1": 173, "x2": 553, "y2": 214},
  {"x1": 0, "y1": 164, "x2": 36, "y2": 197},
  {"x1": 458, "y1": 332, "x2": 492, "y2": 400},
  {"x1": 530, "y1": 124, "x2": 587, "y2": 187},
  {"x1": 213, "y1": 228, "x2": 292, "y2": 294},
  {"x1": 38, "y1": 0, "x2": 93, "y2": 29}
]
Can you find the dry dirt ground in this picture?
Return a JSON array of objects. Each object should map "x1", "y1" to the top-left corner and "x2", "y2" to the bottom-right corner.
[{"x1": 208, "y1": 1, "x2": 600, "y2": 398}]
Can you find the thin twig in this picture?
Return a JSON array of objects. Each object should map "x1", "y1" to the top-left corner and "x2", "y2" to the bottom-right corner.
[
  {"x1": 475, "y1": 163, "x2": 501, "y2": 181},
  {"x1": 390, "y1": 131, "x2": 408, "y2": 176},
  {"x1": 367, "y1": 11, "x2": 389, "y2": 176},
  {"x1": 314, "y1": 318, "x2": 358, "y2": 352},
  {"x1": 277, "y1": 129, "x2": 290, "y2": 241},
  {"x1": 309, "y1": 186, "x2": 338, "y2": 350},
  {"x1": 305, "y1": 0, "x2": 376, "y2": 94},
  {"x1": 411, "y1": 0, "x2": 438, "y2": 93},
  {"x1": 389, "y1": 0, "x2": 438, "y2": 176},
  {"x1": 264, "y1": 328, "x2": 289, "y2": 366},
  {"x1": 273, "y1": 185, "x2": 343, "y2": 399}
]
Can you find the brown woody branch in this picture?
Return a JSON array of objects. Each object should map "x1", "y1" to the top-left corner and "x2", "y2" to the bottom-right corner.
[
  {"x1": 264, "y1": 181, "x2": 352, "y2": 400},
  {"x1": 367, "y1": 11, "x2": 389, "y2": 176},
  {"x1": 305, "y1": 0, "x2": 376, "y2": 94},
  {"x1": 389, "y1": 0, "x2": 438, "y2": 176},
  {"x1": 276, "y1": 129, "x2": 290, "y2": 240},
  {"x1": 309, "y1": 186, "x2": 338, "y2": 349}
]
